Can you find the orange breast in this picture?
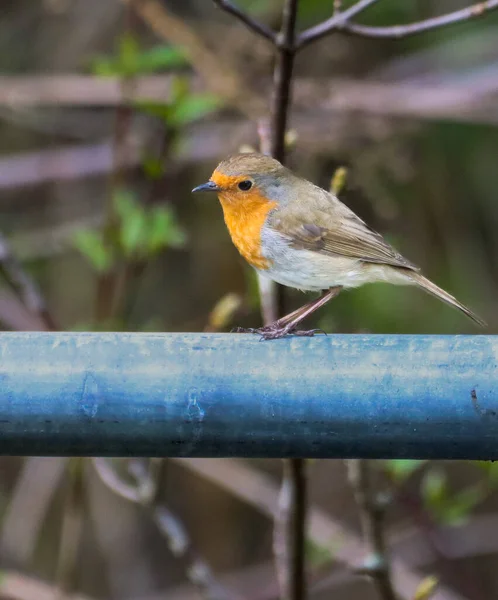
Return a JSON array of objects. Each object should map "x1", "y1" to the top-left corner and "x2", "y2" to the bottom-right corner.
[{"x1": 218, "y1": 191, "x2": 277, "y2": 270}]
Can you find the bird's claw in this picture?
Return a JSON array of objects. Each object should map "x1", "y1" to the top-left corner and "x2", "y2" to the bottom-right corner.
[
  {"x1": 231, "y1": 326, "x2": 261, "y2": 334},
  {"x1": 232, "y1": 324, "x2": 327, "y2": 340},
  {"x1": 259, "y1": 327, "x2": 326, "y2": 340}
]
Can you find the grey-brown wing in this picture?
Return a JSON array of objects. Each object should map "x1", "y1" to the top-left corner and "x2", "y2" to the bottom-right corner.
[{"x1": 271, "y1": 207, "x2": 418, "y2": 271}]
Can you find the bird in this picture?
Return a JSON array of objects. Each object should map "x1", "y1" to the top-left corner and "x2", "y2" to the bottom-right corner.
[{"x1": 192, "y1": 152, "x2": 485, "y2": 339}]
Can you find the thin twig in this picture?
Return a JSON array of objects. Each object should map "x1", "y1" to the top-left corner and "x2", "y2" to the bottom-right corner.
[
  {"x1": 268, "y1": 3, "x2": 307, "y2": 599},
  {"x1": 296, "y1": 0, "x2": 379, "y2": 49},
  {"x1": 119, "y1": 120, "x2": 177, "y2": 323},
  {"x1": 125, "y1": 0, "x2": 265, "y2": 119},
  {"x1": 288, "y1": 459, "x2": 306, "y2": 600},
  {"x1": 268, "y1": 0, "x2": 300, "y2": 321},
  {"x1": 211, "y1": 0, "x2": 276, "y2": 43},
  {"x1": 0, "y1": 231, "x2": 57, "y2": 330},
  {"x1": 92, "y1": 457, "x2": 142, "y2": 502},
  {"x1": 55, "y1": 459, "x2": 85, "y2": 600},
  {"x1": 273, "y1": 465, "x2": 291, "y2": 599},
  {"x1": 347, "y1": 459, "x2": 397, "y2": 600},
  {"x1": 95, "y1": 5, "x2": 136, "y2": 324},
  {"x1": 342, "y1": 0, "x2": 498, "y2": 39},
  {"x1": 270, "y1": 0, "x2": 299, "y2": 161},
  {"x1": 93, "y1": 458, "x2": 238, "y2": 600},
  {"x1": 256, "y1": 118, "x2": 279, "y2": 325},
  {"x1": 174, "y1": 458, "x2": 469, "y2": 600}
]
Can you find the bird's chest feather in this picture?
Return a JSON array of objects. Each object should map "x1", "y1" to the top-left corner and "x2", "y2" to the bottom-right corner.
[{"x1": 219, "y1": 194, "x2": 277, "y2": 270}]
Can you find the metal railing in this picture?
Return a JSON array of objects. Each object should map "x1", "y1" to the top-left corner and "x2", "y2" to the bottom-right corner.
[{"x1": 0, "y1": 332, "x2": 495, "y2": 458}]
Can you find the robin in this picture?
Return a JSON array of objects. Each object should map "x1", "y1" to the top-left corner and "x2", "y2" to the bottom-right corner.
[{"x1": 192, "y1": 152, "x2": 485, "y2": 339}]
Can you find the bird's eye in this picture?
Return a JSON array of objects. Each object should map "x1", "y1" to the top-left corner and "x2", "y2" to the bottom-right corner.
[{"x1": 238, "y1": 180, "x2": 252, "y2": 191}]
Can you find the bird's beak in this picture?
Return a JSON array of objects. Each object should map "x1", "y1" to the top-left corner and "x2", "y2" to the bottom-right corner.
[{"x1": 192, "y1": 180, "x2": 220, "y2": 193}]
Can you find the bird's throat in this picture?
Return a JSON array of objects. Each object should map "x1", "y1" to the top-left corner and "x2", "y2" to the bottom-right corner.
[{"x1": 217, "y1": 192, "x2": 277, "y2": 270}]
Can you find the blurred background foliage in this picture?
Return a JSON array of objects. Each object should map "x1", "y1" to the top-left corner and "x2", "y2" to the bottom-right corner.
[{"x1": 0, "y1": 1, "x2": 498, "y2": 599}]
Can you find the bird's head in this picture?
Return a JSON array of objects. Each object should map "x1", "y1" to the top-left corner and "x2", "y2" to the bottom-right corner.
[{"x1": 192, "y1": 152, "x2": 294, "y2": 207}]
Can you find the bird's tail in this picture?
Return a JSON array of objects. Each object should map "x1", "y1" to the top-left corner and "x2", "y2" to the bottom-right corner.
[{"x1": 409, "y1": 272, "x2": 486, "y2": 327}]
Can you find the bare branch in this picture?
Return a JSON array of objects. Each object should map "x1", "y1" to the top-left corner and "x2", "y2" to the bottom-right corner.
[
  {"x1": 270, "y1": 0, "x2": 299, "y2": 161},
  {"x1": 296, "y1": 0, "x2": 379, "y2": 49},
  {"x1": 347, "y1": 459, "x2": 397, "y2": 600},
  {"x1": 55, "y1": 459, "x2": 84, "y2": 600},
  {"x1": 342, "y1": 0, "x2": 498, "y2": 39},
  {"x1": 0, "y1": 570, "x2": 95, "y2": 600},
  {"x1": 0, "y1": 232, "x2": 57, "y2": 330},
  {"x1": 123, "y1": 0, "x2": 265, "y2": 119},
  {"x1": 288, "y1": 459, "x2": 307, "y2": 600},
  {"x1": 263, "y1": 3, "x2": 307, "y2": 599},
  {"x1": 254, "y1": 119, "x2": 279, "y2": 325},
  {"x1": 273, "y1": 464, "x2": 291, "y2": 599},
  {"x1": 93, "y1": 458, "x2": 238, "y2": 600},
  {"x1": 92, "y1": 457, "x2": 142, "y2": 502},
  {"x1": 211, "y1": 0, "x2": 276, "y2": 43},
  {"x1": 174, "y1": 458, "x2": 469, "y2": 600}
]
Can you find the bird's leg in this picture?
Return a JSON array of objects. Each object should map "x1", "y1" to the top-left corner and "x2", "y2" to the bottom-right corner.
[
  {"x1": 233, "y1": 295, "x2": 324, "y2": 334},
  {"x1": 260, "y1": 286, "x2": 342, "y2": 339},
  {"x1": 233, "y1": 287, "x2": 342, "y2": 339}
]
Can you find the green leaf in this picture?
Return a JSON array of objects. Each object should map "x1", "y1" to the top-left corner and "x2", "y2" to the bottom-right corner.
[
  {"x1": 488, "y1": 462, "x2": 498, "y2": 487},
  {"x1": 72, "y1": 229, "x2": 113, "y2": 272},
  {"x1": 439, "y1": 485, "x2": 485, "y2": 526},
  {"x1": 421, "y1": 468, "x2": 447, "y2": 512},
  {"x1": 169, "y1": 94, "x2": 220, "y2": 125},
  {"x1": 135, "y1": 101, "x2": 172, "y2": 123},
  {"x1": 245, "y1": 265, "x2": 262, "y2": 310},
  {"x1": 92, "y1": 42, "x2": 187, "y2": 77},
  {"x1": 114, "y1": 190, "x2": 147, "y2": 256},
  {"x1": 91, "y1": 33, "x2": 141, "y2": 78},
  {"x1": 114, "y1": 189, "x2": 138, "y2": 220},
  {"x1": 170, "y1": 76, "x2": 190, "y2": 104},
  {"x1": 414, "y1": 575, "x2": 438, "y2": 600},
  {"x1": 91, "y1": 57, "x2": 121, "y2": 77},
  {"x1": 147, "y1": 206, "x2": 187, "y2": 253},
  {"x1": 305, "y1": 539, "x2": 334, "y2": 568},
  {"x1": 136, "y1": 45, "x2": 187, "y2": 72},
  {"x1": 474, "y1": 460, "x2": 498, "y2": 488},
  {"x1": 119, "y1": 32, "x2": 140, "y2": 77},
  {"x1": 142, "y1": 155, "x2": 165, "y2": 180},
  {"x1": 121, "y1": 210, "x2": 147, "y2": 256},
  {"x1": 384, "y1": 459, "x2": 426, "y2": 483}
]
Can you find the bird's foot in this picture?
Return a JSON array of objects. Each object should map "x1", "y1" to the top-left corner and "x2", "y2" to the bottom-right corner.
[
  {"x1": 231, "y1": 323, "x2": 282, "y2": 334},
  {"x1": 259, "y1": 326, "x2": 326, "y2": 340},
  {"x1": 232, "y1": 324, "x2": 326, "y2": 340},
  {"x1": 231, "y1": 326, "x2": 264, "y2": 334}
]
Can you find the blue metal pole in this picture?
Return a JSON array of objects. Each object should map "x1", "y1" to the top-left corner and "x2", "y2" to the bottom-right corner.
[{"x1": 0, "y1": 332, "x2": 496, "y2": 458}]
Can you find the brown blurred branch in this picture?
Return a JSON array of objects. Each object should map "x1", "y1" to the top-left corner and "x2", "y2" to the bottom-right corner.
[
  {"x1": 0, "y1": 458, "x2": 68, "y2": 566},
  {"x1": 343, "y1": 0, "x2": 498, "y2": 39},
  {"x1": 123, "y1": 0, "x2": 265, "y2": 119},
  {"x1": 93, "y1": 458, "x2": 238, "y2": 600},
  {"x1": 55, "y1": 459, "x2": 85, "y2": 600},
  {"x1": 297, "y1": 0, "x2": 498, "y2": 47},
  {"x1": 268, "y1": 2, "x2": 306, "y2": 599},
  {"x1": 0, "y1": 571, "x2": 93, "y2": 600},
  {"x1": 215, "y1": 6, "x2": 305, "y2": 594},
  {"x1": 94, "y1": 5, "x2": 137, "y2": 324},
  {"x1": 347, "y1": 459, "x2": 396, "y2": 600},
  {"x1": 296, "y1": 0, "x2": 378, "y2": 49},
  {"x1": 211, "y1": 1, "x2": 276, "y2": 43},
  {"x1": 0, "y1": 231, "x2": 57, "y2": 330},
  {"x1": 270, "y1": 0, "x2": 298, "y2": 162},
  {"x1": 287, "y1": 459, "x2": 306, "y2": 600},
  {"x1": 1, "y1": 75, "x2": 497, "y2": 121},
  {"x1": 173, "y1": 458, "x2": 468, "y2": 600}
]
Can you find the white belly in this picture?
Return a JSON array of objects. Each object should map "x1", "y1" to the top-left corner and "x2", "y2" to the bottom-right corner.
[{"x1": 258, "y1": 227, "x2": 411, "y2": 292}]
